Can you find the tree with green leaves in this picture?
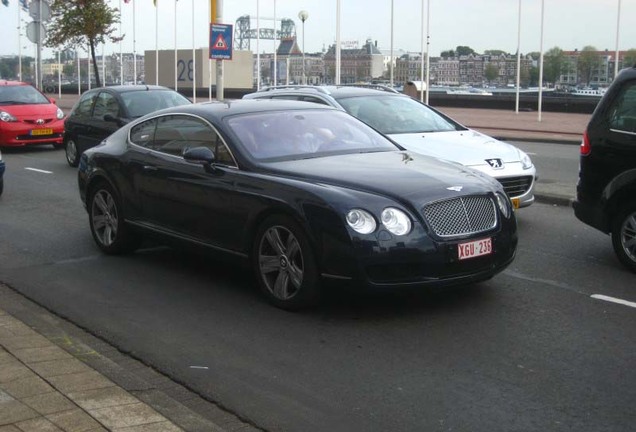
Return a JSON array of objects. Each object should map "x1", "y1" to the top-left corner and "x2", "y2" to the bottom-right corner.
[
  {"x1": 455, "y1": 46, "x2": 476, "y2": 56},
  {"x1": 46, "y1": 0, "x2": 121, "y2": 87},
  {"x1": 484, "y1": 63, "x2": 498, "y2": 84},
  {"x1": 440, "y1": 49, "x2": 455, "y2": 58},
  {"x1": 577, "y1": 46, "x2": 602, "y2": 86},
  {"x1": 544, "y1": 47, "x2": 565, "y2": 86}
]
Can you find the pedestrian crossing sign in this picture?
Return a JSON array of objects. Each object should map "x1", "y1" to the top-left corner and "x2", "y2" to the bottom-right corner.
[{"x1": 210, "y1": 23, "x2": 233, "y2": 60}]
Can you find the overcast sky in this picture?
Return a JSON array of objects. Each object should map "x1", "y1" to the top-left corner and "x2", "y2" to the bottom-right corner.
[{"x1": 0, "y1": 0, "x2": 634, "y2": 59}]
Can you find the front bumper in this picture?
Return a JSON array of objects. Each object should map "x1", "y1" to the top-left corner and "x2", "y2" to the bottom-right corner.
[
  {"x1": 320, "y1": 216, "x2": 518, "y2": 288},
  {"x1": 471, "y1": 163, "x2": 536, "y2": 209},
  {"x1": 0, "y1": 120, "x2": 64, "y2": 147}
]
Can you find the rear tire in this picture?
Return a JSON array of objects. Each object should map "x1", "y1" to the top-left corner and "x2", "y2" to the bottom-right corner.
[
  {"x1": 65, "y1": 137, "x2": 80, "y2": 167},
  {"x1": 253, "y1": 214, "x2": 321, "y2": 311},
  {"x1": 611, "y1": 201, "x2": 636, "y2": 273},
  {"x1": 88, "y1": 181, "x2": 141, "y2": 255}
]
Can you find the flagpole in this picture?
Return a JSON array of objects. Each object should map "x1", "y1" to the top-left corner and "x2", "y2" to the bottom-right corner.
[
  {"x1": 538, "y1": 0, "x2": 545, "y2": 123},
  {"x1": 614, "y1": 0, "x2": 621, "y2": 80},
  {"x1": 515, "y1": 0, "x2": 521, "y2": 114},
  {"x1": 273, "y1": 0, "x2": 277, "y2": 86},
  {"x1": 133, "y1": 0, "x2": 137, "y2": 85},
  {"x1": 18, "y1": 2, "x2": 22, "y2": 81},
  {"x1": 425, "y1": 0, "x2": 430, "y2": 104},
  {"x1": 156, "y1": 0, "x2": 159, "y2": 85},
  {"x1": 119, "y1": 0, "x2": 123, "y2": 84},
  {"x1": 256, "y1": 0, "x2": 260, "y2": 90},
  {"x1": 390, "y1": 0, "x2": 394, "y2": 87},
  {"x1": 420, "y1": 0, "x2": 424, "y2": 102},
  {"x1": 335, "y1": 0, "x2": 340, "y2": 84},
  {"x1": 175, "y1": 0, "x2": 178, "y2": 90},
  {"x1": 58, "y1": 51, "x2": 62, "y2": 99},
  {"x1": 192, "y1": 0, "x2": 196, "y2": 102},
  {"x1": 77, "y1": 49, "x2": 81, "y2": 95},
  {"x1": 102, "y1": 44, "x2": 106, "y2": 87},
  {"x1": 208, "y1": 0, "x2": 212, "y2": 101}
]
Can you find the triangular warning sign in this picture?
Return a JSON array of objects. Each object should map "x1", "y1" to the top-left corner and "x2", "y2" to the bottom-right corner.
[{"x1": 214, "y1": 34, "x2": 228, "y2": 50}]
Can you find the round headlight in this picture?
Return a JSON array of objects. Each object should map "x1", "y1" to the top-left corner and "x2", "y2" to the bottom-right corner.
[
  {"x1": 0, "y1": 111, "x2": 17, "y2": 122},
  {"x1": 56, "y1": 107, "x2": 65, "y2": 120},
  {"x1": 495, "y1": 193, "x2": 511, "y2": 218},
  {"x1": 381, "y1": 207, "x2": 412, "y2": 236},
  {"x1": 346, "y1": 209, "x2": 376, "y2": 234}
]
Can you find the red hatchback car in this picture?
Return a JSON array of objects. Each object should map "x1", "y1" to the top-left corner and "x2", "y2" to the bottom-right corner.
[{"x1": 0, "y1": 80, "x2": 65, "y2": 148}]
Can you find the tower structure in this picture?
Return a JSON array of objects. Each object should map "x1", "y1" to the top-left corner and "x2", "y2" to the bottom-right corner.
[{"x1": 234, "y1": 15, "x2": 297, "y2": 51}]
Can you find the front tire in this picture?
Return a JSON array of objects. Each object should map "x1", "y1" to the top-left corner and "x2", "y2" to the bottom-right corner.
[
  {"x1": 65, "y1": 137, "x2": 80, "y2": 167},
  {"x1": 253, "y1": 215, "x2": 321, "y2": 310},
  {"x1": 88, "y1": 181, "x2": 140, "y2": 254},
  {"x1": 611, "y1": 201, "x2": 636, "y2": 273}
]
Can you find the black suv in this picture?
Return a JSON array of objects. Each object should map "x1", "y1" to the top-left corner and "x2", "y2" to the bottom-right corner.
[{"x1": 573, "y1": 66, "x2": 636, "y2": 273}]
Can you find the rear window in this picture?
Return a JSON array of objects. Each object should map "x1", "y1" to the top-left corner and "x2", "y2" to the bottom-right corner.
[
  {"x1": 121, "y1": 90, "x2": 191, "y2": 118},
  {"x1": 608, "y1": 81, "x2": 636, "y2": 134}
]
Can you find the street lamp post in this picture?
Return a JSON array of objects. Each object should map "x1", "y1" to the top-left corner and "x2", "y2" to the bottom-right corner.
[{"x1": 298, "y1": 10, "x2": 308, "y2": 85}]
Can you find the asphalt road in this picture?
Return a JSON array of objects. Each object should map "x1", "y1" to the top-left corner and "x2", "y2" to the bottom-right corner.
[{"x1": 0, "y1": 144, "x2": 634, "y2": 432}]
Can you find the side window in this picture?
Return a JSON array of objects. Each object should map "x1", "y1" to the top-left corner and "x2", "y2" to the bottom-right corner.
[
  {"x1": 148, "y1": 115, "x2": 235, "y2": 166},
  {"x1": 92, "y1": 93, "x2": 120, "y2": 119},
  {"x1": 130, "y1": 118, "x2": 157, "y2": 148},
  {"x1": 73, "y1": 92, "x2": 96, "y2": 118},
  {"x1": 609, "y1": 81, "x2": 636, "y2": 134}
]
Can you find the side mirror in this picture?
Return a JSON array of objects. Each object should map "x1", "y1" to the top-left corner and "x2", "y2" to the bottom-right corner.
[
  {"x1": 183, "y1": 146, "x2": 216, "y2": 171},
  {"x1": 49, "y1": 97, "x2": 56, "y2": 104}
]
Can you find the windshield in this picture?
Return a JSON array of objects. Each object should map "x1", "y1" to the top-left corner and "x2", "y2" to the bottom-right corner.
[
  {"x1": 0, "y1": 85, "x2": 50, "y2": 105},
  {"x1": 121, "y1": 90, "x2": 191, "y2": 118},
  {"x1": 337, "y1": 95, "x2": 465, "y2": 134},
  {"x1": 227, "y1": 109, "x2": 399, "y2": 161}
]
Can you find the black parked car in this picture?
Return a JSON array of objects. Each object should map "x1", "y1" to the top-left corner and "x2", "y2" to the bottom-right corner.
[
  {"x1": 573, "y1": 66, "x2": 636, "y2": 273},
  {"x1": 64, "y1": 85, "x2": 191, "y2": 166},
  {"x1": 78, "y1": 100, "x2": 517, "y2": 310}
]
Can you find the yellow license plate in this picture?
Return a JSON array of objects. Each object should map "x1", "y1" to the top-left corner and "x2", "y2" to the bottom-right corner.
[
  {"x1": 511, "y1": 198, "x2": 520, "y2": 210},
  {"x1": 31, "y1": 128, "x2": 53, "y2": 136}
]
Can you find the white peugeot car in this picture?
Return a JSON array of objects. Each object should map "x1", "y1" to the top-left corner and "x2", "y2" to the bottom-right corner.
[{"x1": 244, "y1": 85, "x2": 536, "y2": 209}]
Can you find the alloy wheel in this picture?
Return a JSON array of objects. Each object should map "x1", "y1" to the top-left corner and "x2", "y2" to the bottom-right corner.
[
  {"x1": 91, "y1": 189, "x2": 119, "y2": 247},
  {"x1": 619, "y1": 210, "x2": 636, "y2": 263},
  {"x1": 258, "y1": 226, "x2": 304, "y2": 301},
  {"x1": 66, "y1": 139, "x2": 78, "y2": 166}
]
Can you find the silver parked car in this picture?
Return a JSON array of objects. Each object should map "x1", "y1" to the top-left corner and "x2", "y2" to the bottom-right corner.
[{"x1": 244, "y1": 85, "x2": 536, "y2": 209}]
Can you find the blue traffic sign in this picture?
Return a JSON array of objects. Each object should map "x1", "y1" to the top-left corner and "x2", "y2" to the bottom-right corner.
[{"x1": 210, "y1": 23, "x2": 233, "y2": 60}]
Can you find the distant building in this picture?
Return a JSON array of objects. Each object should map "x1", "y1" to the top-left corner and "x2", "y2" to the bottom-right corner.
[{"x1": 323, "y1": 39, "x2": 384, "y2": 84}]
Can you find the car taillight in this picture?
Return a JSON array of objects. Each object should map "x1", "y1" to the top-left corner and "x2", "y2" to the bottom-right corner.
[{"x1": 581, "y1": 130, "x2": 591, "y2": 156}]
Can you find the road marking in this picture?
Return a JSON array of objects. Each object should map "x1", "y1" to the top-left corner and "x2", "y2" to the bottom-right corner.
[
  {"x1": 591, "y1": 294, "x2": 636, "y2": 309},
  {"x1": 189, "y1": 366, "x2": 209, "y2": 370},
  {"x1": 526, "y1": 152, "x2": 537, "y2": 155},
  {"x1": 25, "y1": 167, "x2": 53, "y2": 174}
]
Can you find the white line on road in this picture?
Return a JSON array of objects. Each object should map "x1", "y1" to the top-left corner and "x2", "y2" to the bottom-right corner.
[
  {"x1": 591, "y1": 294, "x2": 636, "y2": 309},
  {"x1": 25, "y1": 167, "x2": 53, "y2": 174},
  {"x1": 189, "y1": 366, "x2": 209, "y2": 370}
]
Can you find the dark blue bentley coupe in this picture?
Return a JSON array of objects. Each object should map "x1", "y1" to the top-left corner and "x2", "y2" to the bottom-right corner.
[{"x1": 78, "y1": 100, "x2": 517, "y2": 310}]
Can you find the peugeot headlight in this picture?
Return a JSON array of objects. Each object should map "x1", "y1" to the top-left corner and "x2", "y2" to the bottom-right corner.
[
  {"x1": 519, "y1": 150, "x2": 533, "y2": 170},
  {"x1": 56, "y1": 107, "x2": 64, "y2": 120},
  {"x1": 495, "y1": 192, "x2": 511, "y2": 218},
  {"x1": 346, "y1": 209, "x2": 376, "y2": 234},
  {"x1": 0, "y1": 111, "x2": 17, "y2": 122},
  {"x1": 381, "y1": 207, "x2": 412, "y2": 235}
]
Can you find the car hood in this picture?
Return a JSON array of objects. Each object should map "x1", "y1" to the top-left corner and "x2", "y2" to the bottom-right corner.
[
  {"x1": 266, "y1": 151, "x2": 499, "y2": 204},
  {"x1": 388, "y1": 130, "x2": 521, "y2": 166},
  {"x1": 0, "y1": 103, "x2": 59, "y2": 119}
]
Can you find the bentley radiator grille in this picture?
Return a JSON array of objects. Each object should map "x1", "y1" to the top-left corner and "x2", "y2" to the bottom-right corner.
[
  {"x1": 422, "y1": 195, "x2": 497, "y2": 237},
  {"x1": 497, "y1": 176, "x2": 533, "y2": 198}
]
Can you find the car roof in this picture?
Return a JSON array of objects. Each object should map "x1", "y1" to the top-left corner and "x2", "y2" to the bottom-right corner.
[
  {"x1": 84, "y1": 85, "x2": 176, "y2": 95},
  {"x1": 250, "y1": 85, "x2": 404, "y2": 100},
  {"x1": 154, "y1": 99, "x2": 337, "y2": 121},
  {"x1": 0, "y1": 80, "x2": 30, "y2": 87}
]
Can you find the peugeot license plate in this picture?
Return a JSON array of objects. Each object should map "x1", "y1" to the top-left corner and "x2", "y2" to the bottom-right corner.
[
  {"x1": 458, "y1": 238, "x2": 492, "y2": 260},
  {"x1": 31, "y1": 128, "x2": 53, "y2": 136}
]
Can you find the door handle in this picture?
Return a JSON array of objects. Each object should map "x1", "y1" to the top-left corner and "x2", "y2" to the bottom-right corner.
[{"x1": 142, "y1": 165, "x2": 158, "y2": 171}]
